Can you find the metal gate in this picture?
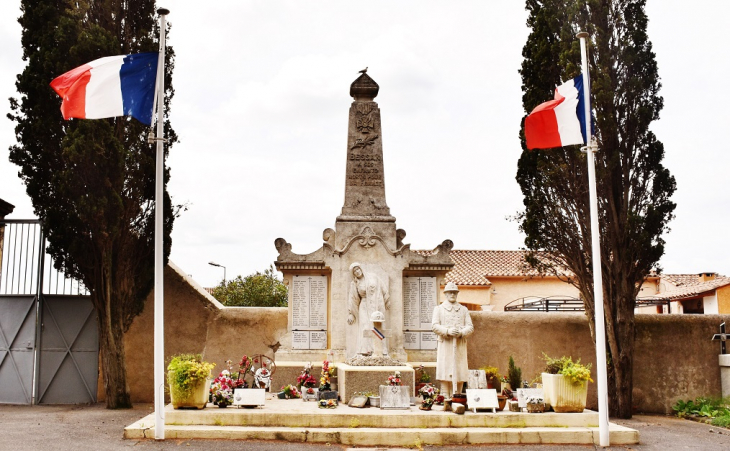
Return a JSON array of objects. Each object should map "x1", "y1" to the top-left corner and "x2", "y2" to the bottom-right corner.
[
  {"x1": 0, "y1": 220, "x2": 97, "y2": 404},
  {"x1": 0, "y1": 295, "x2": 36, "y2": 404}
]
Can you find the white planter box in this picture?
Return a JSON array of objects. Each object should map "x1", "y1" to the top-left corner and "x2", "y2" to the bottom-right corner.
[
  {"x1": 541, "y1": 373, "x2": 587, "y2": 413},
  {"x1": 169, "y1": 376, "x2": 210, "y2": 409}
]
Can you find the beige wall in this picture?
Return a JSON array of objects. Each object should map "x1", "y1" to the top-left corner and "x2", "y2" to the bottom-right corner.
[
  {"x1": 453, "y1": 286, "x2": 488, "y2": 309},
  {"x1": 488, "y1": 276, "x2": 580, "y2": 311},
  {"x1": 718, "y1": 286, "x2": 730, "y2": 314},
  {"x1": 118, "y1": 264, "x2": 729, "y2": 414}
]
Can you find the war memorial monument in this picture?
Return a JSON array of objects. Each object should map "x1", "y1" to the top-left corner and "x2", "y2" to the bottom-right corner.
[{"x1": 124, "y1": 71, "x2": 640, "y2": 446}]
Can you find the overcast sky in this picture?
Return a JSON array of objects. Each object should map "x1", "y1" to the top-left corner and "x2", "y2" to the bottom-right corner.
[{"x1": 1, "y1": 1, "x2": 728, "y2": 288}]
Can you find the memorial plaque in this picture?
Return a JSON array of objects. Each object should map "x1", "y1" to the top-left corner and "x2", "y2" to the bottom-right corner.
[
  {"x1": 516, "y1": 388, "x2": 544, "y2": 408},
  {"x1": 292, "y1": 330, "x2": 310, "y2": 350},
  {"x1": 291, "y1": 275, "x2": 328, "y2": 349},
  {"x1": 379, "y1": 385, "x2": 410, "y2": 410},
  {"x1": 403, "y1": 331, "x2": 419, "y2": 350},
  {"x1": 420, "y1": 332, "x2": 438, "y2": 350},
  {"x1": 348, "y1": 395, "x2": 369, "y2": 408},
  {"x1": 310, "y1": 331, "x2": 327, "y2": 349},
  {"x1": 403, "y1": 277, "x2": 420, "y2": 328},
  {"x1": 233, "y1": 388, "x2": 265, "y2": 407},
  {"x1": 419, "y1": 278, "x2": 437, "y2": 329},
  {"x1": 466, "y1": 389, "x2": 499, "y2": 413},
  {"x1": 309, "y1": 277, "x2": 327, "y2": 328},
  {"x1": 292, "y1": 278, "x2": 310, "y2": 329},
  {"x1": 403, "y1": 277, "x2": 438, "y2": 349},
  {"x1": 468, "y1": 369, "x2": 488, "y2": 390}
]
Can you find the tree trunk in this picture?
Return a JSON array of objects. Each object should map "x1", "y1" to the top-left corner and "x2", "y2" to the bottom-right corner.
[{"x1": 93, "y1": 262, "x2": 132, "y2": 409}]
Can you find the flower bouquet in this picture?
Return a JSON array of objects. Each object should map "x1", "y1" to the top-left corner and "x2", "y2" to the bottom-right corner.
[
  {"x1": 319, "y1": 360, "x2": 333, "y2": 391},
  {"x1": 387, "y1": 370, "x2": 402, "y2": 386},
  {"x1": 418, "y1": 383, "x2": 439, "y2": 410},
  {"x1": 210, "y1": 369, "x2": 244, "y2": 407},
  {"x1": 298, "y1": 362, "x2": 319, "y2": 401},
  {"x1": 279, "y1": 384, "x2": 300, "y2": 399}
]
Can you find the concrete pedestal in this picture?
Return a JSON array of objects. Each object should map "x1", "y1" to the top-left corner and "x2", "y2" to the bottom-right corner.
[
  {"x1": 338, "y1": 364, "x2": 414, "y2": 403},
  {"x1": 720, "y1": 354, "x2": 730, "y2": 398}
]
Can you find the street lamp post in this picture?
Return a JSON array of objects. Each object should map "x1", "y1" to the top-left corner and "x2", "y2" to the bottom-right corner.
[{"x1": 208, "y1": 261, "x2": 226, "y2": 284}]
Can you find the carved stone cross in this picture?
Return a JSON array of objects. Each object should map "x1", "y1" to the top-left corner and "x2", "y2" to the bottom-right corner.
[{"x1": 712, "y1": 322, "x2": 727, "y2": 355}]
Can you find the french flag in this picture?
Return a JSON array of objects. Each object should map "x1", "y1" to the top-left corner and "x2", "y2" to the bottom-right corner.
[
  {"x1": 50, "y1": 53, "x2": 159, "y2": 126},
  {"x1": 524, "y1": 75, "x2": 591, "y2": 150}
]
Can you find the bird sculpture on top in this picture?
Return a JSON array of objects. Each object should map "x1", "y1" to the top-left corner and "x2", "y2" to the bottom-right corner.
[{"x1": 359, "y1": 67, "x2": 368, "y2": 74}]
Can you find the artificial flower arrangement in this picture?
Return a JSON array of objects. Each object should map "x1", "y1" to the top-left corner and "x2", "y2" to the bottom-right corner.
[
  {"x1": 387, "y1": 370, "x2": 402, "y2": 386},
  {"x1": 319, "y1": 360, "x2": 335, "y2": 391},
  {"x1": 210, "y1": 371, "x2": 237, "y2": 407},
  {"x1": 318, "y1": 398, "x2": 338, "y2": 409},
  {"x1": 434, "y1": 394, "x2": 445, "y2": 405},
  {"x1": 418, "y1": 383, "x2": 440, "y2": 410},
  {"x1": 297, "y1": 362, "x2": 318, "y2": 389},
  {"x1": 280, "y1": 384, "x2": 301, "y2": 399}
]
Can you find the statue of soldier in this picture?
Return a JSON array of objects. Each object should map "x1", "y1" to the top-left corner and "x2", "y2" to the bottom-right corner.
[{"x1": 432, "y1": 282, "x2": 474, "y2": 397}]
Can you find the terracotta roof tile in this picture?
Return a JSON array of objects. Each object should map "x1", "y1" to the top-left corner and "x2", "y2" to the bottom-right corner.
[
  {"x1": 411, "y1": 250, "x2": 569, "y2": 286},
  {"x1": 639, "y1": 275, "x2": 730, "y2": 301}
]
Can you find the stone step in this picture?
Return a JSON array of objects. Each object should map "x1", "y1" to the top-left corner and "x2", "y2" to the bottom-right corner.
[
  {"x1": 164, "y1": 403, "x2": 602, "y2": 429},
  {"x1": 125, "y1": 423, "x2": 639, "y2": 446}
]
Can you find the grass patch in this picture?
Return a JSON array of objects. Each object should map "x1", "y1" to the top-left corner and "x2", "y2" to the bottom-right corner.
[{"x1": 673, "y1": 396, "x2": 730, "y2": 430}]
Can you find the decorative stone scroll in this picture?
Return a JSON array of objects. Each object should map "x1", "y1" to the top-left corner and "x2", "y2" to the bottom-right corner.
[
  {"x1": 403, "y1": 277, "x2": 438, "y2": 350},
  {"x1": 291, "y1": 275, "x2": 328, "y2": 349}
]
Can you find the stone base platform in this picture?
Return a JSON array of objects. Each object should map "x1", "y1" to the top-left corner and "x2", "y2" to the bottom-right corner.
[{"x1": 124, "y1": 395, "x2": 639, "y2": 446}]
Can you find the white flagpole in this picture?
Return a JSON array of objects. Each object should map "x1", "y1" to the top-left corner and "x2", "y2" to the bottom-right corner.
[
  {"x1": 577, "y1": 31, "x2": 610, "y2": 447},
  {"x1": 154, "y1": 7, "x2": 169, "y2": 441}
]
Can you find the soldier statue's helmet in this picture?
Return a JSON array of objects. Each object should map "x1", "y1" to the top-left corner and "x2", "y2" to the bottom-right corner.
[
  {"x1": 444, "y1": 282, "x2": 460, "y2": 293},
  {"x1": 370, "y1": 310, "x2": 385, "y2": 322}
]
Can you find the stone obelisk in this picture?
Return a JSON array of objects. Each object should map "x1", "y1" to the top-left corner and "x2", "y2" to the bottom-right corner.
[{"x1": 336, "y1": 71, "x2": 396, "y2": 251}]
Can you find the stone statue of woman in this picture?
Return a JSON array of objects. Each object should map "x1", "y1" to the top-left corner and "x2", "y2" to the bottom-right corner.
[{"x1": 347, "y1": 262, "x2": 390, "y2": 356}]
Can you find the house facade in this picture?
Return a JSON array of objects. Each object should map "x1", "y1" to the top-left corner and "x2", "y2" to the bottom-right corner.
[{"x1": 440, "y1": 250, "x2": 730, "y2": 314}]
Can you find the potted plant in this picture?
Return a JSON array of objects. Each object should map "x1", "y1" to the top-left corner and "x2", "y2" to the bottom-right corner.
[
  {"x1": 481, "y1": 366, "x2": 501, "y2": 390},
  {"x1": 415, "y1": 364, "x2": 431, "y2": 393},
  {"x1": 167, "y1": 353, "x2": 215, "y2": 409},
  {"x1": 418, "y1": 384, "x2": 439, "y2": 411},
  {"x1": 507, "y1": 356, "x2": 522, "y2": 399},
  {"x1": 541, "y1": 353, "x2": 593, "y2": 413}
]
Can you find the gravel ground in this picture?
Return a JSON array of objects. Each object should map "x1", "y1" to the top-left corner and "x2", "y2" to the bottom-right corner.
[{"x1": 1, "y1": 403, "x2": 729, "y2": 450}]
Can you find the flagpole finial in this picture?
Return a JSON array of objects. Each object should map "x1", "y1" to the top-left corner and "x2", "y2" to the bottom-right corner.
[
  {"x1": 157, "y1": 7, "x2": 170, "y2": 15},
  {"x1": 577, "y1": 31, "x2": 589, "y2": 39}
]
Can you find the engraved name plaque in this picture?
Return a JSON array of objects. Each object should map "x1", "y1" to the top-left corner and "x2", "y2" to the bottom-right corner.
[{"x1": 291, "y1": 275, "x2": 328, "y2": 349}]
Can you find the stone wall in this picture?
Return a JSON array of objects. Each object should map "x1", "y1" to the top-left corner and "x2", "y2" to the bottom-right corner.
[{"x1": 116, "y1": 264, "x2": 729, "y2": 414}]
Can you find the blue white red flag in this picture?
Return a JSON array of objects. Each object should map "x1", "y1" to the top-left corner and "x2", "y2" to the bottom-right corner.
[
  {"x1": 524, "y1": 75, "x2": 591, "y2": 150},
  {"x1": 50, "y1": 53, "x2": 158, "y2": 126},
  {"x1": 372, "y1": 327, "x2": 385, "y2": 340}
]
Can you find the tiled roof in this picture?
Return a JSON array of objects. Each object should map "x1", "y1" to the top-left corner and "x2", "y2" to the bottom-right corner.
[
  {"x1": 640, "y1": 274, "x2": 730, "y2": 301},
  {"x1": 412, "y1": 250, "x2": 569, "y2": 286}
]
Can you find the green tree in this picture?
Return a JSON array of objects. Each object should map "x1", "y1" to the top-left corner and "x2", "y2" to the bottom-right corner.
[
  {"x1": 211, "y1": 265, "x2": 288, "y2": 307},
  {"x1": 8, "y1": 0, "x2": 177, "y2": 408},
  {"x1": 516, "y1": 0, "x2": 676, "y2": 418}
]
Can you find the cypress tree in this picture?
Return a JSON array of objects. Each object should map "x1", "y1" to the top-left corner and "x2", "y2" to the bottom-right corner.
[
  {"x1": 516, "y1": 0, "x2": 676, "y2": 418},
  {"x1": 8, "y1": 0, "x2": 177, "y2": 408}
]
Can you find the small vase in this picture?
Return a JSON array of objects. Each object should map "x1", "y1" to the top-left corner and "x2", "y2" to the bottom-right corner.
[{"x1": 218, "y1": 403, "x2": 228, "y2": 408}]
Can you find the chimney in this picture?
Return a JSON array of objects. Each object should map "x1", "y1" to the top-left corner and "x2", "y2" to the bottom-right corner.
[{"x1": 699, "y1": 272, "x2": 716, "y2": 282}]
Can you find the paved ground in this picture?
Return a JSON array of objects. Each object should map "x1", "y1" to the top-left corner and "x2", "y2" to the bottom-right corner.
[{"x1": 1, "y1": 403, "x2": 729, "y2": 450}]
